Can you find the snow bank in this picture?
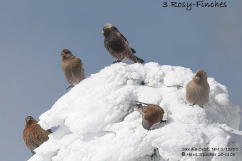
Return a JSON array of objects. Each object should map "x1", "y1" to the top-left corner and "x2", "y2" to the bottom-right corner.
[{"x1": 29, "y1": 62, "x2": 242, "y2": 161}]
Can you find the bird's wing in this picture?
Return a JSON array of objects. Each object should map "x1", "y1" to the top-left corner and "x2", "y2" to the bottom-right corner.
[
  {"x1": 119, "y1": 32, "x2": 128, "y2": 44},
  {"x1": 71, "y1": 58, "x2": 85, "y2": 80},
  {"x1": 143, "y1": 105, "x2": 164, "y2": 123},
  {"x1": 117, "y1": 32, "x2": 129, "y2": 45},
  {"x1": 186, "y1": 82, "x2": 200, "y2": 104},
  {"x1": 32, "y1": 125, "x2": 50, "y2": 147},
  {"x1": 117, "y1": 32, "x2": 136, "y2": 54}
]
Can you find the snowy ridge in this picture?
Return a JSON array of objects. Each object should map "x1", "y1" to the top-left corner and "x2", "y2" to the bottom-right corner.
[{"x1": 29, "y1": 62, "x2": 242, "y2": 161}]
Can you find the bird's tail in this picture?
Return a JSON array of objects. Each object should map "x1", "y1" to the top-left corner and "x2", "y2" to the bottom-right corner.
[
  {"x1": 134, "y1": 55, "x2": 145, "y2": 64},
  {"x1": 135, "y1": 101, "x2": 150, "y2": 106},
  {"x1": 133, "y1": 103, "x2": 144, "y2": 115},
  {"x1": 126, "y1": 52, "x2": 145, "y2": 64},
  {"x1": 47, "y1": 129, "x2": 52, "y2": 133}
]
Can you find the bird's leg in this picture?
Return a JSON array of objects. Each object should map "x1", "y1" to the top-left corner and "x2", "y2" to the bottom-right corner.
[
  {"x1": 112, "y1": 60, "x2": 122, "y2": 64},
  {"x1": 66, "y1": 84, "x2": 74, "y2": 90}
]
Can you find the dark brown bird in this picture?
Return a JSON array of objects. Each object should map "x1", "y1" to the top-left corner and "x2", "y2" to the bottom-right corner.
[
  {"x1": 135, "y1": 101, "x2": 166, "y2": 130},
  {"x1": 61, "y1": 49, "x2": 85, "y2": 89},
  {"x1": 186, "y1": 70, "x2": 210, "y2": 107},
  {"x1": 23, "y1": 116, "x2": 52, "y2": 155},
  {"x1": 101, "y1": 24, "x2": 144, "y2": 64}
]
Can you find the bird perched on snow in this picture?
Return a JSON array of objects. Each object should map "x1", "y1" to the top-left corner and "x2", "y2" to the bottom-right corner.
[
  {"x1": 61, "y1": 49, "x2": 85, "y2": 89},
  {"x1": 186, "y1": 70, "x2": 210, "y2": 107},
  {"x1": 101, "y1": 24, "x2": 144, "y2": 64},
  {"x1": 23, "y1": 116, "x2": 52, "y2": 155},
  {"x1": 135, "y1": 101, "x2": 166, "y2": 130}
]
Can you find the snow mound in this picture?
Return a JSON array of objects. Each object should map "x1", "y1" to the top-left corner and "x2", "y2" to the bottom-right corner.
[{"x1": 29, "y1": 62, "x2": 242, "y2": 161}]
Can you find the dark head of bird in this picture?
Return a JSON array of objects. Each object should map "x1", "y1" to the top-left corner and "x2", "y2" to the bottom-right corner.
[
  {"x1": 25, "y1": 116, "x2": 36, "y2": 124},
  {"x1": 193, "y1": 70, "x2": 208, "y2": 84},
  {"x1": 61, "y1": 49, "x2": 73, "y2": 59},
  {"x1": 101, "y1": 24, "x2": 119, "y2": 37}
]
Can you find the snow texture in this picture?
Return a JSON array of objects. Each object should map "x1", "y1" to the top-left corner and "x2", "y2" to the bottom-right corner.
[{"x1": 29, "y1": 62, "x2": 242, "y2": 161}]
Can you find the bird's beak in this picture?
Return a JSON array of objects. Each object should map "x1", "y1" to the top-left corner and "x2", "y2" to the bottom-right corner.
[{"x1": 101, "y1": 30, "x2": 104, "y2": 35}]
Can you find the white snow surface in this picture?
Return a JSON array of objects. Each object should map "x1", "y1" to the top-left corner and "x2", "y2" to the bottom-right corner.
[{"x1": 29, "y1": 62, "x2": 242, "y2": 161}]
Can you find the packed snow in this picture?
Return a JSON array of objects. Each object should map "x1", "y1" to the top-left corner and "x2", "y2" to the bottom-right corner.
[{"x1": 28, "y1": 62, "x2": 242, "y2": 161}]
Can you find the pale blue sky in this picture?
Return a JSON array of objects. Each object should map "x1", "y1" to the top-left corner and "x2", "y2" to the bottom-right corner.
[{"x1": 0, "y1": 0, "x2": 241, "y2": 160}]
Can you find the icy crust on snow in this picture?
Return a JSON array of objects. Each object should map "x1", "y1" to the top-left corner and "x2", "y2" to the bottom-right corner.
[{"x1": 29, "y1": 62, "x2": 242, "y2": 161}]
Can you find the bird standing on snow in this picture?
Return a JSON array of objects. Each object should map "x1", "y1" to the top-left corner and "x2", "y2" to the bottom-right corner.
[
  {"x1": 135, "y1": 101, "x2": 166, "y2": 130},
  {"x1": 61, "y1": 49, "x2": 85, "y2": 89},
  {"x1": 101, "y1": 24, "x2": 144, "y2": 64},
  {"x1": 23, "y1": 116, "x2": 52, "y2": 155},
  {"x1": 186, "y1": 70, "x2": 210, "y2": 107}
]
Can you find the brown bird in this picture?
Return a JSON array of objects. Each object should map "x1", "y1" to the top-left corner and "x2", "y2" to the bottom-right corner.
[
  {"x1": 186, "y1": 70, "x2": 210, "y2": 107},
  {"x1": 61, "y1": 49, "x2": 85, "y2": 89},
  {"x1": 23, "y1": 116, "x2": 52, "y2": 155},
  {"x1": 101, "y1": 24, "x2": 144, "y2": 64},
  {"x1": 135, "y1": 101, "x2": 166, "y2": 130}
]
